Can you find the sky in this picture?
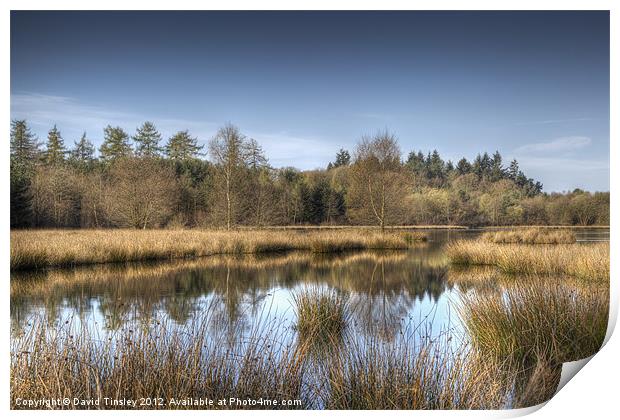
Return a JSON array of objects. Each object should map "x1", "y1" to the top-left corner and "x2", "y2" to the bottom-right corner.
[{"x1": 10, "y1": 11, "x2": 610, "y2": 192}]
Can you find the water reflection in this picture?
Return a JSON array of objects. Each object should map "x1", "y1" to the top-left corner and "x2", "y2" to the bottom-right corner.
[{"x1": 11, "y1": 248, "x2": 454, "y2": 344}]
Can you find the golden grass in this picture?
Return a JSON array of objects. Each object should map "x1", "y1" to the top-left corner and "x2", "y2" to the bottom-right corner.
[
  {"x1": 446, "y1": 240, "x2": 609, "y2": 282},
  {"x1": 458, "y1": 278, "x2": 609, "y2": 364},
  {"x1": 11, "y1": 316, "x2": 306, "y2": 410},
  {"x1": 480, "y1": 228, "x2": 576, "y2": 244},
  {"x1": 11, "y1": 314, "x2": 560, "y2": 410},
  {"x1": 238, "y1": 225, "x2": 468, "y2": 230},
  {"x1": 10, "y1": 229, "x2": 427, "y2": 270},
  {"x1": 319, "y1": 333, "x2": 559, "y2": 409}
]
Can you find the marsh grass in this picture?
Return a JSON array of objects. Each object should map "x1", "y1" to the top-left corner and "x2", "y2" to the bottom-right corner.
[
  {"x1": 10, "y1": 229, "x2": 426, "y2": 271},
  {"x1": 320, "y1": 332, "x2": 561, "y2": 409},
  {"x1": 511, "y1": 357, "x2": 562, "y2": 409},
  {"x1": 11, "y1": 311, "x2": 562, "y2": 410},
  {"x1": 458, "y1": 278, "x2": 609, "y2": 364},
  {"x1": 11, "y1": 316, "x2": 307, "y2": 409},
  {"x1": 481, "y1": 228, "x2": 576, "y2": 244},
  {"x1": 446, "y1": 240, "x2": 609, "y2": 282},
  {"x1": 293, "y1": 288, "x2": 349, "y2": 344}
]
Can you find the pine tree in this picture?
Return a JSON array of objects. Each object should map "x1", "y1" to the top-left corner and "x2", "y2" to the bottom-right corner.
[
  {"x1": 69, "y1": 132, "x2": 95, "y2": 169},
  {"x1": 456, "y1": 158, "x2": 472, "y2": 175},
  {"x1": 10, "y1": 119, "x2": 40, "y2": 165},
  {"x1": 406, "y1": 150, "x2": 426, "y2": 174},
  {"x1": 165, "y1": 130, "x2": 203, "y2": 160},
  {"x1": 100, "y1": 125, "x2": 132, "y2": 162},
  {"x1": 507, "y1": 159, "x2": 520, "y2": 181},
  {"x1": 490, "y1": 151, "x2": 504, "y2": 181},
  {"x1": 10, "y1": 120, "x2": 40, "y2": 228},
  {"x1": 480, "y1": 152, "x2": 491, "y2": 178},
  {"x1": 45, "y1": 125, "x2": 67, "y2": 165},
  {"x1": 245, "y1": 138, "x2": 268, "y2": 169},
  {"x1": 133, "y1": 121, "x2": 162, "y2": 157},
  {"x1": 334, "y1": 149, "x2": 351, "y2": 167},
  {"x1": 428, "y1": 150, "x2": 445, "y2": 179}
]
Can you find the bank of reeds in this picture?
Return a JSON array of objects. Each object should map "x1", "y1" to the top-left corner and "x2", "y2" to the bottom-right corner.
[
  {"x1": 322, "y1": 336, "x2": 559, "y2": 409},
  {"x1": 10, "y1": 229, "x2": 426, "y2": 271},
  {"x1": 481, "y1": 228, "x2": 576, "y2": 244},
  {"x1": 11, "y1": 312, "x2": 560, "y2": 409},
  {"x1": 446, "y1": 240, "x2": 609, "y2": 282},
  {"x1": 458, "y1": 279, "x2": 609, "y2": 364},
  {"x1": 11, "y1": 316, "x2": 306, "y2": 409}
]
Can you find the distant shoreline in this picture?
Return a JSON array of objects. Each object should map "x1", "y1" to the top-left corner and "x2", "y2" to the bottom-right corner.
[{"x1": 9, "y1": 225, "x2": 609, "y2": 232}]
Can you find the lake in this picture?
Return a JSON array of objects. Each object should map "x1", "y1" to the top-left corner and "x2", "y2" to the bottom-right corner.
[{"x1": 10, "y1": 228, "x2": 609, "y2": 409}]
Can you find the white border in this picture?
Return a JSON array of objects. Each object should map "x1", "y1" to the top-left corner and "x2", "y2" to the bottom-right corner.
[{"x1": 2, "y1": 2, "x2": 616, "y2": 419}]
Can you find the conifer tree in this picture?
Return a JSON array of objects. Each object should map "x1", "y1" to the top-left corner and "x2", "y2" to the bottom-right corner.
[
  {"x1": 10, "y1": 120, "x2": 40, "y2": 227},
  {"x1": 69, "y1": 132, "x2": 96, "y2": 169},
  {"x1": 334, "y1": 149, "x2": 351, "y2": 167},
  {"x1": 10, "y1": 119, "x2": 40, "y2": 165},
  {"x1": 133, "y1": 121, "x2": 162, "y2": 157},
  {"x1": 456, "y1": 158, "x2": 472, "y2": 175},
  {"x1": 44, "y1": 125, "x2": 67, "y2": 165},
  {"x1": 165, "y1": 130, "x2": 203, "y2": 160},
  {"x1": 245, "y1": 138, "x2": 268, "y2": 170},
  {"x1": 507, "y1": 159, "x2": 520, "y2": 181},
  {"x1": 490, "y1": 151, "x2": 504, "y2": 181},
  {"x1": 99, "y1": 125, "x2": 132, "y2": 162}
]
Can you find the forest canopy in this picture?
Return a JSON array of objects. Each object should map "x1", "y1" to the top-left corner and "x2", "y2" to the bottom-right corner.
[{"x1": 10, "y1": 120, "x2": 610, "y2": 229}]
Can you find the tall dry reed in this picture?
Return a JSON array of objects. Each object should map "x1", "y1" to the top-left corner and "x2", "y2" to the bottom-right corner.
[{"x1": 458, "y1": 279, "x2": 609, "y2": 364}]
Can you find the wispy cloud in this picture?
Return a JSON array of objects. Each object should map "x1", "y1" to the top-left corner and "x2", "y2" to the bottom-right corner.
[
  {"x1": 351, "y1": 112, "x2": 395, "y2": 120},
  {"x1": 517, "y1": 157, "x2": 608, "y2": 171},
  {"x1": 514, "y1": 136, "x2": 592, "y2": 155},
  {"x1": 10, "y1": 92, "x2": 219, "y2": 143},
  {"x1": 245, "y1": 131, "x2": 339, "y2": 170},
  {"x1": 10, "y1": 92, "x2": 337, "y2": 168},
  {"x1": 512, "y1": 117, "x2": 594, "y2": 126},
  {"x1": 515, "y1": 157, "x2": 609, "y2": 192}
]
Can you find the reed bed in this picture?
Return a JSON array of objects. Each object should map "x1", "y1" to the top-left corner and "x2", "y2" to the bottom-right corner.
[
  {"x1": 480, "y1": 228, "x2": 576, "y2": 244},
  {"x1": 11, "y1": 313, "x2": 560, "y2": 410},
  {"x1": 458, "y1": 279, "x2": 609, "y2": 364},
  {"x1": 446, "y1": 240, "x2": 609, "y2": 282},
  {"x1": 11, "y1": 316, "x2": 307, "y2": 410},
  {"x1": 10, "y1": 229, "x2": 426, "y2": 271},
  {"x1": 321, "y1": 336, "x2": 559, "y2": 409}
]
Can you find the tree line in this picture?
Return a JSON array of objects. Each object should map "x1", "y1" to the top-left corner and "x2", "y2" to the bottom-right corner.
[{"x1": 10, "y1": 120, "x2": 609, "y2": 229}]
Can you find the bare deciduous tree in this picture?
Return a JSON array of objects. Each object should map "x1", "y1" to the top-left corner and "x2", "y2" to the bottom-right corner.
[
  {"x1": 208, "y1": 124, "x2": 257, "y2": 230},
  {"x1": 347, "y1": 130, "x2": 409, "y2": 231},
  {"x1": 106, "y1": 158, "x2": 178, "y2": 228},
  {"x1": 30, "y1": 165, "x2": 79, "y2": 227}
]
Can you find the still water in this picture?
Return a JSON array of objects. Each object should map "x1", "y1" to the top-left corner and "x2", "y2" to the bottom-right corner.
[{"x1": 10, "y1": 228, "x2": 609, "y2": 353}]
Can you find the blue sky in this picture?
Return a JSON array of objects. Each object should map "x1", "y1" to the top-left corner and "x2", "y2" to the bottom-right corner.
[{"x1": 11, "y1": 11, "x2": 609, "y2": 192}]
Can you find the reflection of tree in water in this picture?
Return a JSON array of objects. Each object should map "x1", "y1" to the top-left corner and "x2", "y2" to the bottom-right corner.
[
  {"x1": 347, "y1": 258, "x2": 448, "y2": 342},
  {"x1": 11, "y1": 249, "x2": 449, "y2": 339}
]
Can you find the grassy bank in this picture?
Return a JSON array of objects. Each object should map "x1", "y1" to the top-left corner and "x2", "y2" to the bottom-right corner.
[
  {"x1": 10, "y1": 229, "x2": 426, "y2": 271},
  {"x1": 480, "y1": 228, "x2": 576, "y2": 244},
  {"x1": 446, "y1": 240, "x2": 609, "y2": 282}
]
